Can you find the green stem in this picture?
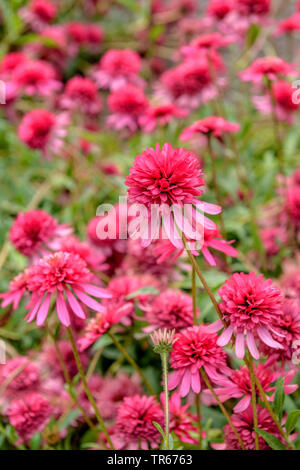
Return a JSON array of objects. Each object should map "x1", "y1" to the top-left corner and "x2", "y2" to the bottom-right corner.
[
  {"x1": 66, "y1": 327, "x2": 114, "y2": 449},
  {"x1": 108, "y1": 332, "x2": 157, "y2": 397},
  {"x1": 200, "y1": 368, "x2": 246, "y2": 450},
  {"x1": 161, "y1": 351, "x2": 170, "y2": 450},
  {"x1": 195, "y1": 394, "x2": 203, "y2": 450},
  {"x1": 248, "y1": 355, "x2": 259, "y2": 450},
  {"x1": 191, "y1": 266, "x2": 202, "y2": 448},
  {"x1": 192, "y1": 266, "x2": 198, "y2": 325}
]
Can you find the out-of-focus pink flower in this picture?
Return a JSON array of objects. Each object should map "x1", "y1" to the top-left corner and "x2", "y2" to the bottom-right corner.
[
  {"x1": 18, "y1": 109, "x2": 69, "y2": 158},
  {"x1": 60, "y1": 76, "x2": 102, "y2": 116},
  {"x1": 11, "y1": 59, "x2": 61, "y2": 96},
  {"x1": 180, "y1": 116, "x2": 240, "y2": 142},
  {"x1": 234, "y1": 0, "x2": 270, "y2": 16},
  {"x1": 0, "y1": 53, "x2": 28, "y2": 78},
  {"x1": 209, "y1": 272, "x2": 284, "y2": 359},
  {"x1": 40, "y1": 340, "x2": 89, "y2": 380},
  {"x1": 139, "y1": 103, "x2": 187, "y2": 132},
  {"x1": 8, "y1": 393, "x2": 53, "y2": 443},
  {"x1": 240, "y1": 57, "x2": 298, "y2": 83},
  {"x1": 161, "y1": 392, "x2": 199, "y2": 444},
  {"x1": 180, "y1": 33, "x2": 232, "y2": 60},
  {"x1": 115, "y1": 395, "x2": 164, "y2": 449},
  {"x1": 9, "y1": 210, "x2": 72, "y2": 259},
  {"x1": 144, "y1": 289, "x2": 198, "y2": 332},
  {"x1": 126, "y1": 143, "x2": 221, "y2": 248},
  {"x1": 206, "y1": 0, "x2": 234, "y2": 20},
  {"x1": 260, "y1": 226, "x2": 287, "y2": 256},
  {"x1": 0, "y1": 272, "x2": 28, "y2": 310},
  {"x1": 286, "y1": 184, "x2": 300, "y2": 228},
  {"x1": 276, "y1": 14, "x2": 300, "y2": 35},
  {"x1": 21, "y1": 251, "x2": 111, "y2": 326},
  {"x1": 0, "y1": 357, "x2": 40, "y2": 401},
  {"x1": 93, "y1": 49, "x2": 142, "y2": 90},
  {"x1": 253, "y1": 80, "x2": 299, "y2": 123},
  {"x1": 56, "y1": 235, "x2": 108, "y2": 271},
  {"x1": 169, "y1": 325, "x2": 229, "y2": 397},
  {"x1": 19, "y1": 0, "x2": 57, "y2": 32},
  {"x1": 107, "y1": 85, "x2": 149, "y2": 133}
]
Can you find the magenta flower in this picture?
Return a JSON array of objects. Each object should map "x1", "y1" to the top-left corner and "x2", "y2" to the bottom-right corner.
[
  {"x1": 240, "y1": 57, "x2": 298, "y2": 83},
  {"x1": 107, "y1": 85, "x2": 149, "y2": 133},
  {"x1": 253, "y1": 80, "x2": 299, "y2": 123},
  {"x1": 60, "y1": 76, "x2": 102, "y2": 116},
  {"x1": 125, "y1": 143, "x2": 221, "y2": 248},
  {"x1": 206, "y1": 0, "x2": 234, "y2": 21},
  {"x1": 0, "y1": 357, "x2": 40, "y2": 401},
  {"x1": 139, "y1": 103, "x2": 187, "y2": 133},
  {"x1": 115, "y1": 395, "x2": 164, "y2": 449},
  {"x1": 275, "y1": 13, "x2": 300, "y2": 35},
  {"x1": 210, "y1": 272, "x2": 284, "y2": 359},
  {"x1": 11, "y1": 59, "x2": 61, "y2": 96},
  {"x1": 180, "y1": 116, "x2": 240, "y2": 142},
  {"x1": 161, "y1": 392, "x2": 199, "y2": 444},
  {"x1": 169, "y1": 325, "x2": 229, "y2": 397},
  {"x1": 23, "y1": 251, "x2": 111, "y2": 326},
  {"x1": 19, "y1": 0, "x2": 57, "y2": 32},
  {"x1": 0, "y1": 272, "x2": 28, "y2": 310}
]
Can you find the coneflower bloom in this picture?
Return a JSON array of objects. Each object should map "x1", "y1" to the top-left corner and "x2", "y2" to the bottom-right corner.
[
  {"x1": 60, "y1": 76, "x2": 102, "y2": 116},
  {"x1": 276, "y1": 14, "x2": 300, "y2": 36},
  {"x1": 56, "y1": 235, "x2": 108, "y2": 271},
  {"x1": 11, "y1": 59, "x2": 61, "y2": 96},
  {"x1": 0, "y1": 52, "x2": 28, "y2": 78},
  {"x1": 144, "y1": 289, "x2": 198, "y2": 332},
  {"x1": 234, "y1": 0, "x2": 270, "y2": 16},
  {"x1": 107, "y1": 85, "x2": 149, "y2": 133},
  {"x1": 115, "y1": 395, "x2": 164, "y2": 449},
  {"x1": 210, "y1": 272, "x2": 284, "y2": 359},
  {"x1": 180, "y1": 116, "x2": 240, "y2": 143},
  {"x1": 214, "y1": 363, "x2": 297, "y2": 413},
  {"x1": 93, "y1": 49, "x2": 143, "y2": 90},
  {"x1": 161, "y1": 392, "x2": 199, "y2": 444},
  {"x1": 7, "y1": 393, "x2": 53, "y2": 444},
  {"x1": 206, "y1": 0, "x2": 234, "y2": 21},
  {"x1": 125, "y1": 143, "x2": 221, "y2": 248},
  {"x1": 0, "y1": 357, "x2": 40, "y2": 401},
  {"x1": 139, "y1": 103, "x2": 187, "y2": 133},
  {"x1": 180, "y1": 33, "x2": 232, "y2": 60},
  {"x1": 0, "y1": 272, "x2": 28, "y2": 309},
  {"x1": 40, "y1": 340, "x2": 88, "y2": 380},
  {"x1": 240, "y1": 57, "x2": 298, "y2": 84},
  {"x1": 23, "y1": 251, "x2": 111, "y2": 326},
  {"x1": 19, "y1": 0, "x2": 57, "y2": 32},
  {"x1": 253, "y1": 80, "x2": 299, "y2": 123},
  {"x1": 9, "y1": 210, "x2": 72, "y2": 259},
  {"x1": 169, "y1": 325, "x2": 229, "y2": 397},
  {"x1": 18, "y1": 109, "x2": 69, "y2": 158}
]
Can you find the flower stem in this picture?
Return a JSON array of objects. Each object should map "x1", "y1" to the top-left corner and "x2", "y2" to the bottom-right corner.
[
  {"x1": 191, "y1": 265, "x2": 202, "y2": 448},
  {"x1": 66, "y1": 326, "x2": 114, "y2": 449},
  {"x1": 161, "y1": 351, "x2": 170, "y2": 450},
  {"x1": 248, "y1": 355, "x2": 259, "y2": 450},
  {"x1": 108, "y1": 331, "x2": 157, "y2": 397},
  {"x1": 200, "y1": 367, "x2": 246, "y2": 450},
  {"x1": 192, "y1": 266, "x2": 198, "y2": 325}
]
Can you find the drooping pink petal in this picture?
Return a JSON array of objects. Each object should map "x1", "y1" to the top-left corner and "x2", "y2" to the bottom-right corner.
[
  {"x1": 56, "y1": 291, "x2": 71, "y2": 326},
  {"x1": 73, "y1": 288, "x2": 105, "y2": 312},
  {"x1": 36, "y1": 293, "x2": 51, "y2": 326},
  {"x1": 217, "y1": 325, "x2": 234, "y2": 346},
  {"x1": 65, "y1": 288, "x2": 86, "y2": 319},
  {"x1": 234, "y1": 395, "x2": 251, "y2": 413},
  {"x1": 257, "y1": 327, "x2": 284, "y2": 349},
  {"x1": 179, "y1": 368, "x2": 191, "y2": 397},
  {"x1": 246, "y1": 331, "x2": 260, "y2": 360},
  {"x1": 235, "y1": 332, "x2": 245, "y2": 359}
]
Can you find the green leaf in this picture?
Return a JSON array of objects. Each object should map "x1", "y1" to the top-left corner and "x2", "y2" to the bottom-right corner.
[
  {"x1": 30, "y1": 433, "x2": 41, "y2": 450},
  {"x1": 273, "y1": 377, "x2": 285, "y2": 421},
  {"x1": 152, "y1": 421, "x2": 165, "y2": 439},
  {"x1": 169, "y1": 433, "x2": 174, "y2": 450},
  {"x1": 285, "y1": 410, "x2": 300, "y2": 436},
  {"x1": 59, "y1": 409, "x2": 81, "y2": 431},
  {"x1": 255, "y1": 428, "x2": 286, "y2": 450},
  {"x1": 125, "y1": 286, "x2": 160, "y2": 300}
]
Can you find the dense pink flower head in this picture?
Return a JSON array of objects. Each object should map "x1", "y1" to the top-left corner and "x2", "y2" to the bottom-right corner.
[
  {"x1": 206, "y1": 0, "x2": 234, "y2": 20},
  {"x1": 180, "y1": 33, "x2": 232, "y2": 61},
  {"x1": 60, "y1": 76, "x2": 102, "y2": 115},
  {"x1": 180, "y1": 116, "x2": 240, "y2": 142},
  {"x1": 212, "y1": 272, "x2": 284, "y2": 359},
  {"x1": 144, "y1": 289, "x2": 198, "y2": 332},
  {"x1": 0, "y1": 53, "x2": 28, "y2": 77},
  {"x1": 94, "y1": 49, "x2": 142, "y2": 90},
  {"x1": 0, "y1": 272, "x2": 28, "y2": 309},
  {"x1": 107, "y1": 85, "x2": 148, "y2": 132},
  {"x1": 233, "y1": 0, "x2": 270, "y2": 16},
  {"x1": 0, "y1": 357, "x2": 40, "y2": 400},
  {"x1": 8, "y1": 393, "x2": 53, "y2": 443},
  {"x1": 169, "y1": 325, "x2": 229, "y2": 397},
  {"x1": 161, "y1": 392, "x2": 198, "y2": 444},
  {"x1": 223, "y1": 406, "x2": 283, "y2": 450},
  {"x1": 115, "y1": 395, "x2": 164, "y2": 449},
  {"x1": 11, "y1": 59, "x2": 61, "y2": 96},
  {"x1": 276, "y1": 14, "x2": 300, "y2": 35},
  {"x1": 24, "y1": 251, "x2": 111, "y2": 326},
  {"x1": 286, "y1": 185, "x2": 300, "y2": 228},
  {"x1": 240, "y1": 57, "x2": 298, "y2": 83},
  {"x1": 30, "y1": 0, "x2": 57, "y2": 22},
  {"x1": 274, "y1": 81, "x2": 300, "y2": 111},
  {"x1": 40, "y1": 340, "x2": 88, "y2": 380},
  {"x1": 9, "y1": 209, "x2": 71, "y2": 258},
  {"x1": 56, "y1": 235, "x2": 107, "y2": 271},
  {"x1": 139, "y1": 103, "x2": 187, "y2": 133},
  {"x1": 254, "y1": 80, "x2": 299, "y2": 123},
  {"x1": 65, "y1": 22, "x2": 87, "y2": 44},
  {"x1": 18, "y1": 109, "x2": 68, "y2": 158},
  {"x1": 260, "y1": 226, "x2": 287, "y2": 256}
]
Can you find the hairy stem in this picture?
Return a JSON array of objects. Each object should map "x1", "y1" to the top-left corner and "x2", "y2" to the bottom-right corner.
[
  {"x1": 161, "y1": 351, "x2": 170, "y2": 450},
  {"x1": 248, "y1": 355, "x2": 259, "y2": 450}
]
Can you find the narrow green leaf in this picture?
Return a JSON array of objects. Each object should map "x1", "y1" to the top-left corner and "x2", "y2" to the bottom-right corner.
[
  {"x1": 273, "y1": 377, "x2": 285, "y2": 421},
  {"x1": 152, "y1": 421, "x2": 165, "y2": 439},
  {"x1": 255, "y1": 428, "x2": 286, "y2": 450},
  {"x1": 126, "y1": 286, "x2": 159, "y2": 300},
  {"x1": 285, "y1": 410, "x2": 300, "y2": 436}
]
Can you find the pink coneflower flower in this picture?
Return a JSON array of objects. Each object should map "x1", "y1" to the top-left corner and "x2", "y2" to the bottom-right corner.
[
  {"x1": 11, "y1": 59, "x2": 61, "y2": 96},
  {"x1": 78, "y1": 303, "x2": 129, "y2": 351},
  {"x1": 276, "y1": 14, "x2": 300, "y2": 35},
  {"x1": 40, "y1": 340, "x2": 89, "y2": 380},
  {"x1": 18, "y1": 109, "x2": 69, "y2": 158},
  {"x1": 107, "y1": 85, "x2": 149, "y2": 133},
  {"x1": 60, "y1": 76, "x2": 102, "y2": 116},
  {"x1": 153, "y1": 227, "x2": 238, "y2": 267},
  {"x1": 260, "y1": 226, "x2": 287, "y2": 256},
  {"x1": 0, "y1": 357, "x2": 40, "y2": 401},
  {"x1": 144, "y1": 289, "x2": 198, "y2": 332},
  {"x1": 23, "y1": 251, "x2": 111, "y2": 326},
  {"x1": 214, "y1": 363, "x2": 297, "y2": 413},
  {"x1": 56, "y1": 235, "x2": 108, "y2": 271},
  {"x1": 19, "y1": 0, "x2": 57, "y2": 32},
  {"x1": 0, "y1": 272, "x2": 28, "y2": 309},
  {"x1": 222, "y1": 406, "x2": 283, "y2": 450},
  {"x1": 65, "y1": 22, "x2": 87, "y2": 48},
  {"x1": 160, "y1": 58, "x2": 221, "y2": 109},
  {"x1": 210, "y1": 272, "x2": 284, "y2": 359},
  {"x1": 85, "y1": 24, "x2": 104, "y2": 50},
  {"x1": 253, "y1": 80, "x2": 299, "y2": 123},
  {"x1": 0, "y1": 53, "x2": 28, "y2": 78},
  {"x1": 240, "y1": 57, "x2": 298, "y2": 83},
  {"x1": 9, "y1": 210, "x2": 72, "y2": 259},
  {"x1": 25, "y1": 26, "x2": 68, "y2": 68},
  {"x1": 125, "y1": 143, "x2": 221, "y2": 248},
  {"x1": 234, "y1": 0, "x2": 270, "y2": 16},
  {"x1": 169, "y1": 325, "x2": 229, "y2": 397},
  {"x1": 93, "y1": 49, "x2": 142, "y2": 90},
  {"x1": 206, "y1": 0, "x2": 234, "y2": 20},
  {"x1": 139, "y1": 103, "x2": 187, "y2": 133},
  {"x1": 97, "y1": 373, "x2": 142, "y2": 421},
  {"x1": 286, "y1": 185, "x2": 300, "y2": 229},
  {"x1": 180, "y1": 116, "x2": 240, "y2": 143},
  {"x1": 161, "y1": 392, "x2": 199, "y2": 444},
  {"x1": 7, "y1": 393, "x2": 53, "y2": 443},
  {"x1": 180, "y1": 33, "x2": 232, "y2": 60},
  {"x1": 115, "y1": 395, "x2": 164, "y2": 450}
]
